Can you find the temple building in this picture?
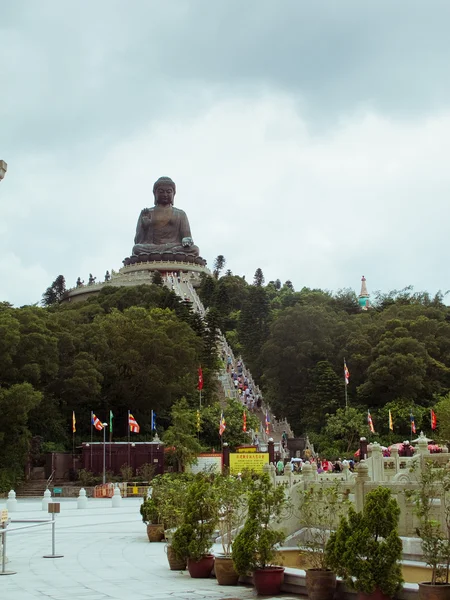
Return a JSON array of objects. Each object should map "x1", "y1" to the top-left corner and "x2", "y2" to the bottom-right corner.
[{"x1": 358, "y1": 275, "x2": 370, "y2": 310}]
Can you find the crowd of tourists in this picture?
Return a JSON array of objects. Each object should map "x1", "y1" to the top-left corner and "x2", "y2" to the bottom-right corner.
[{"x1": 229, "y1": 359, "x2": 263, "y2": 412}]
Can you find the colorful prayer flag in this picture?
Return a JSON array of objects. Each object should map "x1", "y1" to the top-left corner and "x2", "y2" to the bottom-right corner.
[
  {"x1": 243, "y1": 409, "x2": 247, "y2": 432},
  {"x1": 410, "y1": 412, "x2": 416, "y2": 434},
  {"x1": 219, "y1": 411, "x2": 226, "y2": 436},
  {"x1": 151, "y1": 410, "x2": 157, "y2": 431},
  {"x1": 431, "y1": 409, "x2": 437, "y2": 430},
  {"x1": 265, "y1": 411, "x2": 270, "y2": 434},
  {"x1": 92, "y1": 413, "x2": 103, "y2": 431},
  {"x1": 344, "y1": 360, "x2": 350, "y2": 385},
  {"x1": 129, "y1": 413, "x2": 140, "y2": 434},
  {"x1": 197, "y1": 367, "x2": 203, "y2": 391},
  {"x1": 389, "y1": 410, "x2": 393, "y2": 431},
  {"x1": 367, "y1": 410, "x2": 375, "y2": 434},
  {"x1": 72, "y1": 411, "x2": 76, "y2": 433},
  {"x1": 109, "y1": 410, "x2": 113, "y2": 434}
]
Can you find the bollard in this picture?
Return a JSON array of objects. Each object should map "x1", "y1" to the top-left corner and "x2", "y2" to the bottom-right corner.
[
  {"x1": 111, "y1": 484, "x2": 122, "y2": 508},
  {"x1": 0, "y1": 521, "x2": 16, "y2": 575},
  {"x1": 6, "y1": 491, "x2": 17, "y2": 513},
  {"x1": 43, "y1": 504, "x2": 63, "y2": 559},
  {"x1": 77, "y1": 488, "x2": 88, "y2": 510},
  {"x1": 42, "y1": 489, "x2": 52, "y2": 511}
]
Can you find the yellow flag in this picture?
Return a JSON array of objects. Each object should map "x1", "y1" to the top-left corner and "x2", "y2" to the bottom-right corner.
[
  {"x1": 72, "y1": 411, "x2": 76, "y2": 433},
  {"x1": 389, "y1": 410, "x2": 393, "y2": 431}
]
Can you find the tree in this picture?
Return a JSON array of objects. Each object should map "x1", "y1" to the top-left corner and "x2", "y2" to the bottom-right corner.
[
  {"x1": 302, "y1": 361, "x2": 343, "y2": 430},
  {"x1": 199, "y1": 399, "x2": 259, "y2": 451},
  {"x1": 213, "y1": 255, "x2": 226, "y2": 279},
  {"x1": 253, "y1": 268, "x2": 265, "y2": 287},
  {"x1": 0, "y1": 383, "x2": 43, "y2": 491},
  {"x1": 434, "y1": 393, "x2": 450, "y2": 443},
  {"x1": 238, "y1": 286, "x2": 270, "y2": 376},
  {"x1": 197, "y1": 274, "x2": 217, "y2": 308},
  {"x1": 163, "y1": 398, "x2": 204, "y2": 471},
  {"x1": 152, "y1": 271, "x2": 163, "y2": 285},
  {"x1": 322, "y1": 407, "x2": 367, "y2": 453},
  {"x1": 42, "y1": 275, "x2": 66, "y2": 306}
]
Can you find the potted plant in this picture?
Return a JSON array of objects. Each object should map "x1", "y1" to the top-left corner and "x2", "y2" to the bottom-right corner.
[
  {"x1": 214, "y1": 474, "x2": 249, "y2": 586},
  {"x1": 171, "y1": 474, "x2": 219, "y2": 578},
  {"x1": 297, "y1": 481, "x2": 350, "y2": 600},
  {"x1": 140, "y1": 493, "x2": 164, "y2": 542},
  {"x1": 410, "y1": 459, "x2": 450, "y2": 600},
  {"x1": 156, "y1": 473, "x2": 193, "y2": 570},
  {"x1": 326, "y1": 487, "x2": 403, "y2": 600},
  {"x1": 232, "y1": 474, "x2": 287, "y2": 595}
]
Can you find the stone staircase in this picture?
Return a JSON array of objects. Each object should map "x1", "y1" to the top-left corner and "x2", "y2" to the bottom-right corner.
[
  {"x1": 15, "y1": 480, "x2": 50, "y2": 498},
  {"x1": 163, "y1": 275, "x2": 294, "y2": 448}
]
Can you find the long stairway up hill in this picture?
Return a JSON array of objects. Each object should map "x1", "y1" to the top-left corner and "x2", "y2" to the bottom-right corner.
[{"x1": 163, "y1": 275, "x2": 294, "y2": 448}]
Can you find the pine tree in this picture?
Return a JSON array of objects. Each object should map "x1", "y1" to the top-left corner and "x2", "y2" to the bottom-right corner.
[
  {"x1": 42, "y1": 275, "x2": 66, "y2": 306},
  {"x1": 151, "y1": 271, "x2": 163, "y2": 285},
  {"x1": 253, "y1": 268, "x2": 265, "y2": 287},
  {"x1": 213, "y1": 255, "x2": 226, "y2": 279}
]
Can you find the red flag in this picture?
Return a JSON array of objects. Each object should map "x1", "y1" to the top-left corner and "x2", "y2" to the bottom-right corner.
[
  {"x1": 344, "y1": 360, "x2": 350, "y2": 385},
  {"x1": 265, "y1": 411, "x2": 270, "y2": 434},
  {"x1": 129, "y1": 413, "x2": 140, "y2": 433},
  {"x1": 431, "y1": 409, "x2": 437, "y2": 430},
  {"x1": 197, "y1": 367, "x2": 203, "y2": 391},
  {"x1": 243, "y1": 410, "x2": 247, "y2": 432},
  {"x1": 367, "y1": 410, "x2": 375, "y2": 434},
  {"x1": 410, "y1": 412, "x2": 416, "y2": 434},
  {"x1": 91, "y1": 413, "x2": 103, "y2": 431},
  {"x1": 219, "y1": 411, "x2": 226, "y2": 436}
]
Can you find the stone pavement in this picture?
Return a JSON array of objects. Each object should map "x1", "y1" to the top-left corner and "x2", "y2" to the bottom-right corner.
[{"x1": 0, "y1": 497, "x2": 302, "y2": 600}]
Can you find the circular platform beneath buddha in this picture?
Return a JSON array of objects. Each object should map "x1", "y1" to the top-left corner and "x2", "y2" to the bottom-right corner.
[
  {"x1": 122, "y1": 253, "x2": 207, "y2": 267},
  {"x1": 61, "y1": 260, "x2": 210, "y2": 304}
]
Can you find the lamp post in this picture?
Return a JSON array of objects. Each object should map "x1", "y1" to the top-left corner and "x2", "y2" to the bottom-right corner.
[
  {"x1": 0, "y1": 160, "x2": 7, "y2": 182},
  {"x1": 102, "y1": 423, "x2": 108, "y2": 484}
]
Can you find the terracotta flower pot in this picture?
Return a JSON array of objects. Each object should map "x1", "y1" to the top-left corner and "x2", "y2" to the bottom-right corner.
[
  {"x1": 187, "y1": 554, "x2": 215, "y2": 578},
  {"x1": 305, "y1": 569, "x2": 337, "y2": 600},
  {"x1": 253, "y1": 566, "x2": 285, "y2": 595},
  {"x1": 146, "y1": 523, "x2": 164, "y2": 542},
  {"x1": 358, "y1": 589, "x2": 393, "y2": 600},
  {"x1": 166, "y1": 544, "x2": 187, "y2": 570},
  {"x1": 418, "y1": 582, "x2": 450, "y2": 600},
  {"x1": 214, "y1": 555, "x2": 239, "y2": 586}
]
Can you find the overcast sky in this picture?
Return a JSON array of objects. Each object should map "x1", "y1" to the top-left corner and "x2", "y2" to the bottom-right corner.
[{"x1": 2, "y1": 1, "x2": 450, "y2": 307}]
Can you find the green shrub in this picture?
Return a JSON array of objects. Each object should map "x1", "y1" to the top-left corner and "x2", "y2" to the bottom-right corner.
[
  {"x1": 232, "y1": 475, "x2": 287, "y2": 574},
  {"x1": 326, "y1": 487, "x2": 403, "y2": 597}
]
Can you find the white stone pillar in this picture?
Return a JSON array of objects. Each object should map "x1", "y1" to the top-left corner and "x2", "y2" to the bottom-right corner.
[
  {"x1": 42, "y1": 489, "x2": 52, "y2": 511},
  {"x1": 6, "y1": 490, "x2": 18, "y2": 512},
  {"x1": 77, "y1": 488, "x2": 88, "y2": 509},
  {"x1": 111, "y1": 484, "x2": 122, "y2": 508}
]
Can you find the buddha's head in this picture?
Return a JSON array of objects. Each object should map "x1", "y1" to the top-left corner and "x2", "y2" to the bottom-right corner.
[{"x1": 153, "y1": 176, "x2": 176, "y2": 206}]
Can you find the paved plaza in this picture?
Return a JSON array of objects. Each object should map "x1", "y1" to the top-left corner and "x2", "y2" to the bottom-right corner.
[{"x1": 0, "y1": 497, "x2": 302, "y2": 600}]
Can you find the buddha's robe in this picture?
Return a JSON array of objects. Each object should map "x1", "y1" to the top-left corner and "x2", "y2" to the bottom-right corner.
[{"x1": 132, "y1": 205, "x2": 199, "y2": 256}]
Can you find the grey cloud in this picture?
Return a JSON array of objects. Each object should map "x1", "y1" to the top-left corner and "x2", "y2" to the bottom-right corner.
[{"x1": 3, "y1": 0, "x2": 450, "y2": 156}]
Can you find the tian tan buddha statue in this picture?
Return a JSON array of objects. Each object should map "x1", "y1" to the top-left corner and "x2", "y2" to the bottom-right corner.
[{"x1": 124, "y1": 176, "x2": 205, "y2": 266}]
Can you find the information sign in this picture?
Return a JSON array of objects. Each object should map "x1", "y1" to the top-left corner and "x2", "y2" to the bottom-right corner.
[{"x1": 229, "y1": 452, "x2": 269, "y2": 475}]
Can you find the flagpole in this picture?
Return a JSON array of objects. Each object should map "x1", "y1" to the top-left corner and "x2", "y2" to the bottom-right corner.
[
  {"x1": 72, "y1": 414, "x2": 75, "y2": 471},
  {"x1": 109, "y1": 410, "x2": 112, "y2": 469},
  {"x1": 90, "y1": 410, "x2": 93, "y2": 471},
  {"x1": 344, "y1": 358, "x2": 348, "y2": 410},
  {"x1": 127, "y1": 410, "x2": 131, "y2": 467}
]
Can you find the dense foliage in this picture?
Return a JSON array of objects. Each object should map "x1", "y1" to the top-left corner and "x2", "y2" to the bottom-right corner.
[
  {"x1": 198, "y1": 271, "x2": 450, "y2": 452},
  {"x1": 2, "y1": 268, "x2": 450, "y2": 489},
  {"x1": 0, "y1": 285, "x2": 222, "y2": 489}
]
